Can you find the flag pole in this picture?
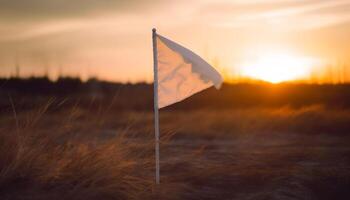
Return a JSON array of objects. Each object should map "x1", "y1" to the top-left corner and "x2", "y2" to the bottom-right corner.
[{"x1": 152, "y1": 28, "x2": 160, "y2": 184}]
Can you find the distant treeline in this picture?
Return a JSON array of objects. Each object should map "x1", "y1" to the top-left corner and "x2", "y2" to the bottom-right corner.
[{"x1": 1, "y1": 77, "x2": 350, "y2": 111}]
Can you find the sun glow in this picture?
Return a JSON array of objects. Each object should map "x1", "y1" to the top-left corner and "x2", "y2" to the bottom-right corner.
[{"x1": 240, "y1": 53, "x2": 316, "y2": 83}]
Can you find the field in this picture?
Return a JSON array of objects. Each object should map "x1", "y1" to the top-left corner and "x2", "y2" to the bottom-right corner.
[{"x1": 0, "y1": 78, "x2": 350, "y2": 199}]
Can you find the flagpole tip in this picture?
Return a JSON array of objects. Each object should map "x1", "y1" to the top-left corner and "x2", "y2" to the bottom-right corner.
[{"x1": 152, "y1": 28, "x2": 156, "y2": 33}]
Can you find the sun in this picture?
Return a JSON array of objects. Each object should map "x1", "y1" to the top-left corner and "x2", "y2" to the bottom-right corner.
[{"x1": 240, "y1": 53, "x2": 315, "y2": 83}]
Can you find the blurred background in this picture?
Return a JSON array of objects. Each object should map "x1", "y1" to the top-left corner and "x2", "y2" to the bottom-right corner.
[{"x1": 1, "y1": 0, "x2": 350, "y2": 84}]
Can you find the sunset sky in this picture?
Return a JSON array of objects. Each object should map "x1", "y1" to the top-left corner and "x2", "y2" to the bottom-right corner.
[{"x1": 1, "y1": 0, "x2": 350, "y2": 83}]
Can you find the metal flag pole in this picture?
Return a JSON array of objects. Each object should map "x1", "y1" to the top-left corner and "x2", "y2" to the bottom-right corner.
[{"x1": 152, "y1": 28, "x2": 160, "y2": 184}]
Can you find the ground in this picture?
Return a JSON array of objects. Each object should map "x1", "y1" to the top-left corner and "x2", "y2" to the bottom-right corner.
[{"x1": 1, "y1": 103, "x2": 349, "y2": 200}]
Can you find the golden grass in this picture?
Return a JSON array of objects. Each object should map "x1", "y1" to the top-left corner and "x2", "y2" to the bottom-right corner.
[
  {"x1": 158, "y1": 105, "x2": 350, "y2": 137},
  {"x1": 1, "y1": 103, "x2": 350, "y2": 199},
  {"x1": 0, "y1": 106, "x2": 156, "y2": 200}
]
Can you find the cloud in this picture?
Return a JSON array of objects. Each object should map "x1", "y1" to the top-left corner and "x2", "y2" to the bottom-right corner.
[
  {"x1": 0, "y1": 0, "x2": 162, "y2": 23},
  {"x1": 199, "y1": 0, "x2": 350, "y2": 30}
]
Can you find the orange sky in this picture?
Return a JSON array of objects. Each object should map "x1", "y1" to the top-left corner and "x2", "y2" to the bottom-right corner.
[{"x1": 0, "y1": 0, "x2": 350, "y2": 83}]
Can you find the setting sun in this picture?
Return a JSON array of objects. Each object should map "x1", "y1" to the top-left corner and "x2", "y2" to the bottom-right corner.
[{"x1": 240, "y1": 53, "x2": 317, "y2": 83}]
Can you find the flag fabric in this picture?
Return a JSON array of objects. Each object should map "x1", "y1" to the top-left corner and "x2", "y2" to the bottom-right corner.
[{"x1": 156, "y1": 34, "x2": 223, "y2": 108}]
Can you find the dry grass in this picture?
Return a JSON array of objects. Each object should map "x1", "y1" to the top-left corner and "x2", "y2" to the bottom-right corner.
[
  {"x1": 155, "y1": 105, "x2": 350, "y2": 138},
  {"x1": 0, "y1": 105, "x2": 157, "y2": 200},
  {"x1": 0, "y1": 102, "x2": 350, "y2": 199}
]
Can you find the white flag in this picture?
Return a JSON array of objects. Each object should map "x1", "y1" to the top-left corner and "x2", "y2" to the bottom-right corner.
[{"x1": 156, "y1": 34, "x2": 223, "y2": 108}]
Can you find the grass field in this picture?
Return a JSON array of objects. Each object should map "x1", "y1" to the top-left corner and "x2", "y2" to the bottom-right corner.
[{"x1": 1, "y1": 98, "x2": 349, "y2": 199}]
